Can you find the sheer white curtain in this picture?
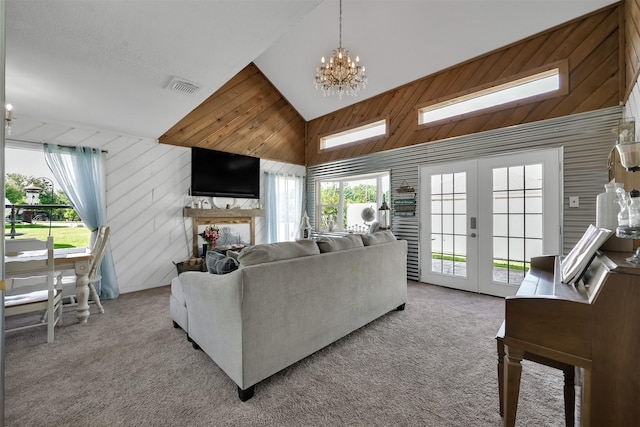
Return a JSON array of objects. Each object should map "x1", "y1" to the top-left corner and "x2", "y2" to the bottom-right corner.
[
  {"x1": 43, "y1": 143, "x2": 119, "y2": 299},
  {"x1": 264, "y1": 172, "x2": 304, "y2": 243}
]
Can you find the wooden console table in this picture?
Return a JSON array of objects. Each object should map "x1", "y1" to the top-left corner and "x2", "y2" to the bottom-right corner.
[{"x1": 183, "y1": 208, "x2": 264, "y2": 257}]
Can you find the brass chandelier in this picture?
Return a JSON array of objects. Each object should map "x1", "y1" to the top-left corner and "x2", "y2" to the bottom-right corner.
[{"x1": 314, "y1": 0, "x2": 367, "y2": 98}]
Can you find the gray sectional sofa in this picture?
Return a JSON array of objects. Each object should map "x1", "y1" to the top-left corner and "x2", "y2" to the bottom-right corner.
[{"x1": 170, "y1": 231, "x2": 408, "y2": 401}]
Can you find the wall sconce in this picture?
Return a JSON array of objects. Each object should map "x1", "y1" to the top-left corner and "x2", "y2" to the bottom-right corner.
[
  {"x1": 379, "y1": 196, "x2": 391, "y2": 230},
  {"x1": 5, "y1": 103, "x2": 13, "y2": 135}
]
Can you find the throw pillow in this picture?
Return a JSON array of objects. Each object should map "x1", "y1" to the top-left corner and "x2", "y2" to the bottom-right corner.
[
  {"x1": 361, "y1": 230, "x2": 397, "y2": 246},
  {"x1": 206, "y1": 251, "x2": 239, "y2": 275},
  {"x1": 316, "y1": 234, "x2": 364, "y2": 253},
  {"x1": 237, "y1": 240, "x2": 320, "y2": 267}
]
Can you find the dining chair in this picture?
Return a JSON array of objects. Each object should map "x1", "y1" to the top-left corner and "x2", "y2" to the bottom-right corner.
[
  {"x1": 57, "y1": 226, "x2": 109, "y2": 314},
  {"x1": 5, "y1": 236, "x2": 63, "y2": 343}
]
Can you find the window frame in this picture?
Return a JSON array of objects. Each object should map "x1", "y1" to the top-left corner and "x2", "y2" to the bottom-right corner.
[
  {"x1": 416, "y1": 60, "x2": 569, "y2": 128},
  {"x1": 315, "y1": 171, "x2": 390, "y2": 232},
  {"x1": 319, "y1": 118, "x2": 388, "y2": 152}
]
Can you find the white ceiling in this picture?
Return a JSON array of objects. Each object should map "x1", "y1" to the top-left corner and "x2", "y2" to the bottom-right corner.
[{"x1": 5, "y1": 0, "x2": 618, "y2": 142}]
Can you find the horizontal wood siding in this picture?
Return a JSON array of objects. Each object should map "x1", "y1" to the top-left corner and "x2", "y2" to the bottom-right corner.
[
  {"x1": 306, "y1": 4, "x2": 623, "y2": 166},
  {"x1": 158, "y1": 63, "x2": 306, "y2": 165}
]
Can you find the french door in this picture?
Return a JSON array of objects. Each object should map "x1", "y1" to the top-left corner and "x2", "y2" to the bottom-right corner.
[{"x1": 419, "y1": 148, "x2": 561, "y2": 297}]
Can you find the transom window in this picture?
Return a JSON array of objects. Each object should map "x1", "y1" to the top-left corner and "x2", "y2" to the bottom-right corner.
[
  {"x1": 320, "y1": 119, "x2": 387, "y2": 150},
  {"x1": 418, "y1": 62, "x2": 567, "y2": 126},
  {"x1": 316, "y1": 172, "x2": 389, "y2": 233}
]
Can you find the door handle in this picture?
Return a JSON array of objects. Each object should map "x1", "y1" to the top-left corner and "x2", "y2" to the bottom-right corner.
[{"x1": 469, "y1": 233, "x2": 477, "y2": 238}]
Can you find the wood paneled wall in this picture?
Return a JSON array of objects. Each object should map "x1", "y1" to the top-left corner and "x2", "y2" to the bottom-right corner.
[
  {"x1": 625, "y1": 0, "x2": 640, "y2": 101},
  {"x1": 159, "y1": 63, "x2": 306, "y2": 165},
  {"x1": 160, "y1": 3, "x2": 632, "y2": 168},
  {"x1": 306, "y1": 3, "x2": 623, "y2": 166}
]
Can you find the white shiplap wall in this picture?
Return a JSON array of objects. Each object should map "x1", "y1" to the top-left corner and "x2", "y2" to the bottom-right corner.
[{"x1": 5, "y1": 116, "x2": 305, "y2": 294}]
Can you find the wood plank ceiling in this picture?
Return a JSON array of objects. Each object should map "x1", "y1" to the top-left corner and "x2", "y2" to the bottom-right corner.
[
  {"x1": 160, "y1": 3, "x2": 632, "y2": 168},
  {"x1": 158, "y1": 64, "x2": 305, "y2": 165}
]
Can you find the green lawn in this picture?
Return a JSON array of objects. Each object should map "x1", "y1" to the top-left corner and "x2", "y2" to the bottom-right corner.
[
  {"x1": 5, "y1": 223, "x2": 90, "y2": 249},
  {"x1": 432, "y1": 253, "x2": 529, "y2": 271}
]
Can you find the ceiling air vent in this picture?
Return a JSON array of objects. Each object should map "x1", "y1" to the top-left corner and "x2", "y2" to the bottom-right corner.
[{"x1": 166, "y1": 77, "x2": 201, "y2": 96}]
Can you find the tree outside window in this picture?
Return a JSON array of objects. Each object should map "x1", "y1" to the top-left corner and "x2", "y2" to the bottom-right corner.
[
  {"x1": 5, "y1": 173, "x2": 79, "y2": 221},
  {"x1": 317, "y1": 172, "x2": 389, "y2": 232}
]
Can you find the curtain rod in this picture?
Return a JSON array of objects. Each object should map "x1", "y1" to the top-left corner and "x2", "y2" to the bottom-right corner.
[{"x1": 6, "y1": 138, "x2": 108, "y2": 153}]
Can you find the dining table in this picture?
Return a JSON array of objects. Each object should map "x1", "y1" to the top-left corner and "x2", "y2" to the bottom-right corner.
[{"x1": 4, "y1": 246, "x2": 94, "y2": 323}]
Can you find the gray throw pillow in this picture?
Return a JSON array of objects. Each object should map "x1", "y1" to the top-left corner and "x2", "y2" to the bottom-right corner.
[
  {"x1": 361, "y1": 230, "x2": 396, "y2": 246},
  {"x1": 237, "y1": 240, "x2": 320, "y2": 267},
  {"x1": 316, "y1": 234, "x2": 364, "y2": 253},
  {"x1": 206, "y1": 251, "x2": 239, "y2": 275}
]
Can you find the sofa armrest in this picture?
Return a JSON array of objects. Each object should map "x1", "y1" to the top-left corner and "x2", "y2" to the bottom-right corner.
[{"x1": 180, "y1": 270, "x2": 244, "y2": 387}]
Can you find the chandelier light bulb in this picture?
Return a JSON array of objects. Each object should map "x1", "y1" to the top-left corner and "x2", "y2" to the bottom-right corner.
[{"x1": 5, "y1": 103, "x2": 12, "y2": 111}]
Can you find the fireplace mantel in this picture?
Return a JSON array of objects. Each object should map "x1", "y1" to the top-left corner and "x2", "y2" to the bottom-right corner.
[
  {"x1": 183, "y1": 208, "x2": 265, "y2": 257},
  {"x1": 183, "y1": 208, "x2": 264, "y2": 218}
]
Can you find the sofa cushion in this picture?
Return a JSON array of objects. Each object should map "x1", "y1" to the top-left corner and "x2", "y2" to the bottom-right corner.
[
  {"x1": 316, "y1": 234, "x2": 364, "y2": 253},
  {"x1": 206, "y1": 251, "x2": 239, "y2": 275},
  {"x1": 361, "y1": 230, "x2": 396, "y2": 246},
  {"x1": 238, "y1": 240, "x2": 320, "y2": 267}
]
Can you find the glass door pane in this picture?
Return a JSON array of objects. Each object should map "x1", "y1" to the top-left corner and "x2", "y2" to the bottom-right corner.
[
  {"x1": 491, "y1": 164, "x2": 544, "y2": 285},
  {"x1": 478, "y1": 148, "x2": 561, "y2": 297},
  {"x1": 430, "y1": 172, "x2": 468, "y2": 278},
  {"x1": 420, "y1": 160, "x2": 478, "y2": 293}
]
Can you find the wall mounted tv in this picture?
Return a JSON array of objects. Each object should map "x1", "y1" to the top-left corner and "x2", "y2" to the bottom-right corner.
[{"x1": 190, "y1": 147, "x2": 260, "y2": 199}]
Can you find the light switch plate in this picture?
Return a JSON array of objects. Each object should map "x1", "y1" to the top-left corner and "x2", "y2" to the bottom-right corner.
[{"x1": 569, "y1": 196, "x2": 579, "y2": 208}]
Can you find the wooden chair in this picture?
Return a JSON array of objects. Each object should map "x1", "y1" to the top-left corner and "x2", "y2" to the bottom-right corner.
[
  {"x1": 58, "y1": 226, "x2": 109, "y2": 314},
  {"x1": 5, "y1": 236, "x2": 63, "y2": 343}
]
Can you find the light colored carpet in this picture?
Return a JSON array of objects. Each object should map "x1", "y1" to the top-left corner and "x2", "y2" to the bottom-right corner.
[{"x1": 5, "y1": 282, "x2": 568, "y2": 426}]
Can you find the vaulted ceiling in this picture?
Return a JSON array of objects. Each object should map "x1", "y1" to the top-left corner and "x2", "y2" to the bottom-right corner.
[{"x1": 4, "y1": 0, "x2": 618, "y2": 143}]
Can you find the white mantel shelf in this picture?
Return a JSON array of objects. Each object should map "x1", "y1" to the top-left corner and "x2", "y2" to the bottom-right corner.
[{"x1": 183, "y1": 208, "x2": 265, "y2": 218}]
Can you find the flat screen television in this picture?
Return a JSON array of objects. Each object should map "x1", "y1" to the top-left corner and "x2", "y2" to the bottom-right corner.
[{"x1": 191, "y1": 147, "x2": 260, "y2": 199}]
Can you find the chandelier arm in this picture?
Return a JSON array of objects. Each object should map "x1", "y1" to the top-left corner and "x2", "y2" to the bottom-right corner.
[{"x1": 339, "y1": 0, "x2": 342, "y2": 48}]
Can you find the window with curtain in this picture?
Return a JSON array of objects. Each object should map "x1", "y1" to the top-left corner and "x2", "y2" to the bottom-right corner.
[
  {"x1": 265, "y1": 173, "x2": 304, "y2": 243},
  {"x1": 43, "y1": 143, "x2": 119, "y2": 299}
]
